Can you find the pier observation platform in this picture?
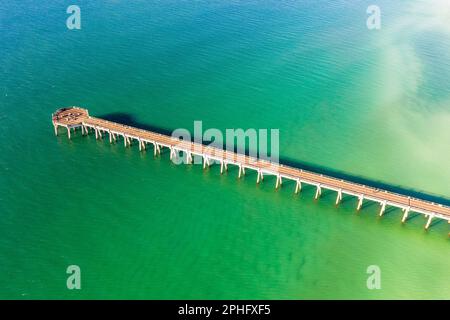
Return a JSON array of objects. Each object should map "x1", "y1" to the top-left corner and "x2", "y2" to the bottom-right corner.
[{"x1": 52, "y1": 107, "x2": 450, "y2": 230}]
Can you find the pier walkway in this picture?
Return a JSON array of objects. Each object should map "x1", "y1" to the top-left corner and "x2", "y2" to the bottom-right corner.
[{"x1": 52, "y1": 107, "x2": 450, "y2": 230}]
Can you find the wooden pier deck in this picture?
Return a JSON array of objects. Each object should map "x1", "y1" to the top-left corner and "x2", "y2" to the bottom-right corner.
[{"x1": 52, "y1": 107, "x2": 450, "y2": 230}]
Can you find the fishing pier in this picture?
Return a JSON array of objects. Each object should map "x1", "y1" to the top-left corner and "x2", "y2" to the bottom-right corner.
[{"x1": 52, "y1": 107, "x2": 450, "y2": 230}]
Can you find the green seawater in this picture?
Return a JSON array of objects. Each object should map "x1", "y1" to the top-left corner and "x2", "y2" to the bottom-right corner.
[{"x1": 0, "y1": 0, "x2": 449, "y2": 299}]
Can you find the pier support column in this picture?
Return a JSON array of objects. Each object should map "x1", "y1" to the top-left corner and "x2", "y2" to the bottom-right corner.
[
  {"x1": 170, "y1": 147, "x2": 177, "y2": 160},
  {"x1": 335, "y1": 189, "x2": 342, "y2": 205},
  {"x1": 139, "y1": 140, "x2": 146, "y2": 151},
  {"x1": 401, "y1": 207, "x2": 410, "y2": 223},
  {"x1": 203, "y1": 156, "x2": 209, "y2": 169},
  {"x1": 295, "y1": 179, "x2": 301, "y2": 194},
  {"x1": 425, "y1": 214, "x2": 434, "y2": 230},
  {"x1": 153, "y1": 143, "x2": 160, "y2": 155},
  {"x1": 379, "y1": 201, "x2": 387, "y2": 216},
  {"x1": 275, "y1": 175, "x2": 282, "y2": 189},
  {"x1": 95, "y1": 128, "x2": 99, "y2": 140},
  {"x1": 186, "y1": 152, "x2": 192, "y2": 164},
  {"x1": 357, "y1": 195, "x2": 364, "y2": 211},
  {"x1": 238, "y1": 165, "x2": 243, "y2": 178},
  {"x1": 314, "y1": 185, "x2": 321, "y2": 200},
  {"x1": 67, "y1": 127, "x2": 71, "y2": 139},
  {"x1": 220, "y1": 161, "x2": 224, "y2": 174},
  {"x1": 53, "y1": 124, "x2": 58, "y2": 136},
  {"x1": 81, "y1": 125, "x2": 85, "y2": 136},
  {"x1": 109, "y1": 131, "x2": 112, "y2": 143},
  {"x1": 257, "y1": 170, "x2": 263, "y2": 184},
  {"x1": 124, "y1": 135, "x2": 128, "y2": 147}
]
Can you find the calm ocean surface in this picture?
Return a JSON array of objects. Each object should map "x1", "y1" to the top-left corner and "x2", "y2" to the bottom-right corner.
[{"x1": 0, "y1": 0, "x2": 449, "y2": 299}]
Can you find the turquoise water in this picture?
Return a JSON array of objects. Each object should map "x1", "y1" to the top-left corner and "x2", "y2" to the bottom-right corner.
[{"x1": 0, "y1": 0, "x2": 449, "y2": 299}]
